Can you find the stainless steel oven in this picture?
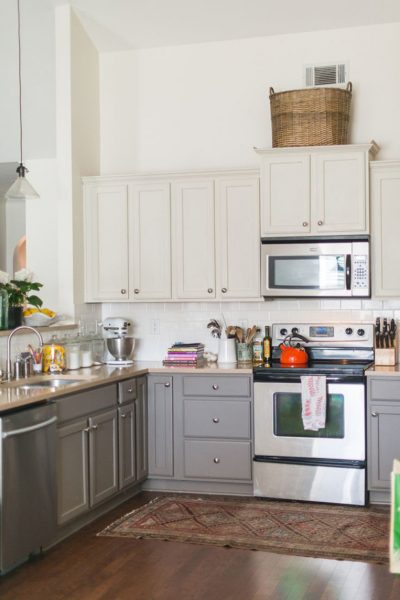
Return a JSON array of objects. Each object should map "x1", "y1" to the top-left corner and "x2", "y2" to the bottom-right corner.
[{"x1": 253, "y1": 322, "x2": 374, "y2": 506}]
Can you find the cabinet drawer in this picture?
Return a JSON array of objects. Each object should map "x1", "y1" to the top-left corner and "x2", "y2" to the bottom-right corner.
[
  {"x1": 184, "y1": 440, "x2": 252, "y2": 480},
  {"x1": 57, "y1": 384, "x2": 118, "y2": 423},
  {"x1": 369, "y1": 378, "x2": 400, "y2": 402},
  {"x1": 182, "y1": 375, "x2": 251, "y2": 398},
  {"x1": 184, "y1": 399, "x2": 250, "y2": 439},
  {"x1": 118, "y1": 379, "x2": 137, "y2": 404}
]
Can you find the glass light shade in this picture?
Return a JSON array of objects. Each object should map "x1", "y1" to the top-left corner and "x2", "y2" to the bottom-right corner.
[{"x1": 5, "y1": 173, "x2": 39, "y2": 200}]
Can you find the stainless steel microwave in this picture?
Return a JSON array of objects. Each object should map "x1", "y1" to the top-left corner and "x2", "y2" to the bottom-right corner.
[{"x1": 261, "y1": 237, "x2": 370, "y2": 298}]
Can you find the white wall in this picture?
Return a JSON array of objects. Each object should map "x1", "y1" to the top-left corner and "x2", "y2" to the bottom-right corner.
[
  {"x1": 100, "y1": 22, "x2": 400, "y2": 173},
  {"x1": 0, "y1": 0, "x2": 56, "y2": 163}
]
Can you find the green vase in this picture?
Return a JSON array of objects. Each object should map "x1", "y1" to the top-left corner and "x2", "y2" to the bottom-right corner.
[
  {"x1": 8, "y1": 306, "x2": 23, "y2": 329},
  {"x1": 0, "y1": 290, "x2": 8, "y2": 330}
]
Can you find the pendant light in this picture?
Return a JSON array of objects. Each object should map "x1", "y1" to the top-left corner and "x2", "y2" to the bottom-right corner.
[{"x1": 5, "y1": 0, "x2": 39, "y2": 200}]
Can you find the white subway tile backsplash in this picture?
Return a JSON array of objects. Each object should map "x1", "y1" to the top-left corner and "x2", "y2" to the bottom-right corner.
[
  {"x1": 362, "y1": 299, "x2": 383, "y2": 310},
  {"x1": 340, "y1": 300, "x2": 362, "y2": 310}
]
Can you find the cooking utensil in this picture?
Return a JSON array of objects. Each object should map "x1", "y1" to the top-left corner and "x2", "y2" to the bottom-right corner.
[
  {"x1": 106, "y1": 337, "x2": 135, "y2": 361},
  {"x1": 246, "y1": 325, "x2": 257, "y2": 344},
  {"x1": 235, "y1": 327, "x2": 244, "y2": 343},
  {"x1": 279, "y1": 333, "x2": 310, "y2": 366}
]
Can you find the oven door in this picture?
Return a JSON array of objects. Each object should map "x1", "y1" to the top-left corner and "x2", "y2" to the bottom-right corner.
[{"x1": 254, "y1": 381, "x2": 365, "y2": 461}]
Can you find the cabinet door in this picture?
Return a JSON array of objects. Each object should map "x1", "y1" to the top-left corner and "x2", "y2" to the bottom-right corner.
[
  {"x1": 57, "y1": 419, "x2": 89, "y2": 525},
  {"x1": 118, "y1": 403, "x2": 136, "y2": 489},
  {"x1": 313, "y1": 152, "x2": 368, "y2": 234},
  {"x1": 216, "y1": 177, "x2": 260, "y2": 299},
  {"x1": 89, "y1": 409, "x2": 118, "y2": 506},
  {"x1": 371, "y1": 163, "x2": 400, "y2": 296},
  {"x1": 148, "y1": 375, "x2": 174, "y2": 477},
  {"x1": 260, "y1": 154, "x2": 310, "y2": 236},
  {"x1": 136, "y1": 375, "x2": 148, "y2": 481},
  {"x1": 172, "y1": 180, "x2": 216, "y2": 298},
  {"x1": 129, "y1": 183, "x2": 171, "y2": 299},
  {"x1": 84, "y1": 184, "x2": 130, "y2": 301},
  {"x1": 368, "y1": 403, "x2": 400, "y2": 489}
]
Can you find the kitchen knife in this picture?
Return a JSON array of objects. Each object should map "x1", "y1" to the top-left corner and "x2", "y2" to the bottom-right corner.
[
  {"x1": 375, "y1": 317, "x2": 380, "y2": 349},
  {"x1": 389, "y1": 319, "x2": 396, "y2": 348}
]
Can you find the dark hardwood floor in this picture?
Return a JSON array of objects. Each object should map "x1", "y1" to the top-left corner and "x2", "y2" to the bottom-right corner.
[{"x1": 0, "y1": 492, "x2": 399, "y2": 600}]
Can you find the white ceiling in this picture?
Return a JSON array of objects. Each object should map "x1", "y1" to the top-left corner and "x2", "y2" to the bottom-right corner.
[{"x1": 52, "y1": 0, "x2": 400, "y2": 51}]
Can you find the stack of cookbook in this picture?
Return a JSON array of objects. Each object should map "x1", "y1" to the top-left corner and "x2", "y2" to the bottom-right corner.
[{"x1": 163, "y1": 342, "x2": 205, "y2": 367}]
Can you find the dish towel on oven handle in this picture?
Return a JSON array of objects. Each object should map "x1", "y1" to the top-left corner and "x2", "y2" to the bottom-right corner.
[{"x1": 300, "y1": 375, "x2": 327, "y2": 431}]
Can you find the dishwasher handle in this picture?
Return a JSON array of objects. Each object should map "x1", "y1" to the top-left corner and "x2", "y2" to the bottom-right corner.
[{"x1": 2, "y1": 416, "x2": 57, "y2": 439}]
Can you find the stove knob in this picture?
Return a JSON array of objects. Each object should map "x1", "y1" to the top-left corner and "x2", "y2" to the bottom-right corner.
[
  {"x1": 280, "y1": 328, "x2": 287, "y2": 336},
  {"x1": 345, "y1": 327, "x2": 353, "y2": 335},
  {"x1": 291, "y1": 327, "x2": 299, "y2": 334},
  {"x1": 357, "y1": 328, "x2": 365, "y2": 337}
]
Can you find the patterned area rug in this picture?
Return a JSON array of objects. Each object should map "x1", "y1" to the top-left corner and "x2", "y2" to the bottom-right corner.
[{"x1": 98, "y1": 496, "x2": 389, "y2": 563}]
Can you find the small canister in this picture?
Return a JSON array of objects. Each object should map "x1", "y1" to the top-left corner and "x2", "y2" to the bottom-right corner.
[{"x1": 42, "y1": 336, "x2": 65, "y2": 373}]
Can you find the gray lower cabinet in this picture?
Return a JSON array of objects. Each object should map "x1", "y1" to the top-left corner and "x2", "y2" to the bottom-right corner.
[
  {"x1": 367, "y1": 376, "x2": 400, "y2": 501},
  {"x1": 118, "y1": 375, "x2": 148, "y2": 487},
  {"x1": 147, "y1": 375, "x2": 174, "y2": 477},
  {"x1": 57, "y1": 384, "x2": 119, "y2": 525}
]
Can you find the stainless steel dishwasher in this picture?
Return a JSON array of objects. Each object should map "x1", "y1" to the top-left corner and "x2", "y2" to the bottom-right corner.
[{"x1": 0, "y1": 402, "x2": 57, "y2": 573}]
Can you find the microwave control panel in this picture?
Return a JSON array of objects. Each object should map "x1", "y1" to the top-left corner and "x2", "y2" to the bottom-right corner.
[{"x1": 352, "y1": 255, "x2": 369, "y2": 290}]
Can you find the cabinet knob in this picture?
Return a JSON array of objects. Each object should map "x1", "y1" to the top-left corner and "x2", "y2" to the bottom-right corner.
[
  {"x1": 134, "y1": 289, "x2": 140, "y2": 294},
  {"x1": 208, "y1": 288, "x2": 213, "y2": 294},
  {"x1": 371, "y1": 411, "x2": 378, "y2": 417},
  {"x1": 302, "y1": 221, "x2": 308, "y2": 227},
  {"x1": 83, "y1": 427, "x2": 90, "y2": 433},
  {"x1": 120, "y1": 413, "x2": 127, "y2": 419},
  {"x1": 127, "y1": 387, "x2": 133, "y2": 393},
  {"x1": 212, "y1": 417, "x2": 220, "y2": 423},
  {"x1": 213, "y1": 457, "x2": 220, "y2": 464},
  {"x1": 221, "y1": 288, "x2": 227, "y2": 293},
  {"x1": 212, "y1": 384, "x2": 219, "y2": 390},
  {"x1": 317, "y1": 220, "x2": 323, "y2": 226},
  {"x1": 91, "y1": 424, "x2": 98, "y2": 430},
  {"x1": 121, "y1": 289, "x2": 127, "y2": 295},
  {"x1": 164, "y1": 382, "x2": 171, "y2": 388}
]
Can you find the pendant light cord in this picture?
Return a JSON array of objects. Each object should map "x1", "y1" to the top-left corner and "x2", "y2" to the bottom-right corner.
[{"x1": 17, "y1": 0, "x2": 23, "y2": 167}]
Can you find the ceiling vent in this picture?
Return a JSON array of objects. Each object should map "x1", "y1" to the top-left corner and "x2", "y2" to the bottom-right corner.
[{"x1": 304, "y1": 63, "x2": 348, "y2": 87}]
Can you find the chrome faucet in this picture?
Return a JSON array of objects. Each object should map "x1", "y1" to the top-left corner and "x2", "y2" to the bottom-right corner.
[{"x1": 5, "y1": 326, "x2": 44, "y2": 381}]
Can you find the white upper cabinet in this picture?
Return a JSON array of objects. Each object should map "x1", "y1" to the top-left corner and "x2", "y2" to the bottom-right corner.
[
  {"x1": 172, "y1": 180, "x2": 216, "y2": 299},
  {"x1": 370, "y1": 161, "x2": 400, "y2": 297},
  {"x1": 256, "y1": 143, "x2": 379, "y2": 238},
  {"x1": 216, "y1": 176, "x2": 260, "y2": 299},
  {"x1": 129, "y1": 182, "x2": 171, "y2": 299},
  {"x1": 83, "y1": 169, "x2": 260, "y2": 302},
  {"x1": 84, "y1": 184, "x2": 130, "y2": 302}
]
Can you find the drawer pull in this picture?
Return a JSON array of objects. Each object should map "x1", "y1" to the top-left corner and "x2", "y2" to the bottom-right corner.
[
  {"x1": 164, "y1": 382, "x2": 171, "y2": 388},
  {"x1": 213, "y1": 457, "x2": 220, "y2": 464},
  {"x1": 212, "y1": 417, "x2": 220, "y2": 423},
  {"x1": 212, "y1": 384, "x2": 219, "y2": 390},
  {"x1": 91, "y1": 424, "x2": 98, "y2": 430},
  {"x1": 127, "y1": 387, "x2": 133, "y2": 393},
  {"x1": 371, "y1": 411, "x2": 378, "y2": 417},
  {"x1": 83, "y1": 427, "x2": 90, "y2": 433},
  {"x1": 120, "y1": 413, "x2": 127, "y2": 419}
]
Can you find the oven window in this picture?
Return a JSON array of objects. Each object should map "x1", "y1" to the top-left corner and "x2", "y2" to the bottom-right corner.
[
  {"x1": 269, "y1": 255, "x2": 345, "y2": 290},
  {"x1": 273, "y1": 392, "x2": 344, "y2": 438}
]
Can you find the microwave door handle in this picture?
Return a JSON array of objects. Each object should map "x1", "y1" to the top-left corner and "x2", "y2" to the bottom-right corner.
[{"x1": 345, "y1": 254, "x2": 351, "y2": 290}]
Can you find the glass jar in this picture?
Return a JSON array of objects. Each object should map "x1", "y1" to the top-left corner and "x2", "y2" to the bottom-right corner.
[
  {"x1": 0, "y1": 289, "x2": 8, "y2": 330},
  {"x1": 91, "y1": 335, "x2": 105, "y2": 364},
  {"x1": 79, "y1": 336, "x2": 93, "y2": 368},
  {"x1": 64, "y1": 336, "x2": 81, "y2": 370},
  {"x1": 42, "y1": 335, "x2": 65, "y2": 373}
]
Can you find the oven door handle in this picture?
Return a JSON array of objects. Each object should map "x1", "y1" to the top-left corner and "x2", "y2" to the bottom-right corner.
[{"x1": 345, "y1": 254, "x2": 352, "y2": 290}]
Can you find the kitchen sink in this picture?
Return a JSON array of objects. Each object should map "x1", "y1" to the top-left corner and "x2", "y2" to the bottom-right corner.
[{"x1": 18, "y1": 379, "x2": 82, "y2": 390}]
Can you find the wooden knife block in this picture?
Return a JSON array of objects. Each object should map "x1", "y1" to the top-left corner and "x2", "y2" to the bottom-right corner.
[{"x1": 375, "y1": 348, "x2": 396, "y2": 366}]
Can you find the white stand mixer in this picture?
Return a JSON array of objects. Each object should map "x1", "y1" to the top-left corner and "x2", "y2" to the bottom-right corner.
[{"x1": 101, "y1": 317, "x2": 136, "y2": 365}]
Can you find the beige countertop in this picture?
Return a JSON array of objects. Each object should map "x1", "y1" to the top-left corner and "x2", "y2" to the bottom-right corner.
[
  {"x1": 0, "y1": 361, "x2": 253, "y2": 413},
  {"x1": 365, "y1": 364, "x2": 400, "y2": 376}
]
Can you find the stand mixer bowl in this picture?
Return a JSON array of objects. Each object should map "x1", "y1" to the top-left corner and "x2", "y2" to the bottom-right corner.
[{"x1": 106, "y1": 337, "x2": 135, "y2": 361}]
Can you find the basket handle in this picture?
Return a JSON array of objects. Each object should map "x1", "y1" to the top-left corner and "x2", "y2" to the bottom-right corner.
[
  {"x1": 269, "y1": 87, "x2": 275, "y2": 97},
  {"x1": 346, "y1": 81, "x2": 352, "y2": 93}
]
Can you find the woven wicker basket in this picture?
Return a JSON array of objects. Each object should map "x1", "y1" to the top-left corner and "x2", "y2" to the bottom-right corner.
[{"x1": 269, "y1": 82, "x2": 352, "y2": 147}]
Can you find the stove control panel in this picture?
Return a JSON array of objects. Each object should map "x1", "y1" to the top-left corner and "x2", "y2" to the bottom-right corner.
[{"x1": 272, "y1": 323, "x2": 374, "y2": 346}]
